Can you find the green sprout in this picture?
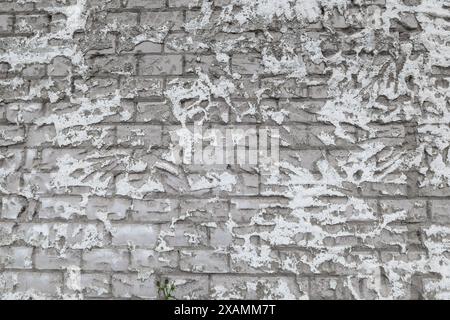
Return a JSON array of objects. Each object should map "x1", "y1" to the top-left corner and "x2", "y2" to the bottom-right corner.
[{"x1": 157, "y1": 278, "x2": 176, "y2": 300}]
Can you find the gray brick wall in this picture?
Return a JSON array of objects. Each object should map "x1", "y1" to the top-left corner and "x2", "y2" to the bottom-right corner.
[{"x1": 0, "y1": 0, "x2": 450, "y2": 300}]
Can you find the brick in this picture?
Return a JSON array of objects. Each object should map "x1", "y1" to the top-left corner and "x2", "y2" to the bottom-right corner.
[
  {"x1": 117, "y1": 124, "x2": 162, "y2": 148},
  {"x1": 0, "y1": 222, "x2": 15, "y2": 246},
  {"x1": 308, "y1": 85, "x2": 328, "y2": 99},
  {"x1": 0, "y1": 104, "x2": 5, "y2": 120},
  {"x1": 35, "y1": 0, "x2": 78, "y2": 9},
  {"x1": 6, "y1": 272, "x2": 63, "y2": 298},
  {"x1": 396, "y1": 13, "x2": 420, "y2": 30},
  {"x1": 381, "y1": 200, "x2": 427, "y2": 223},
  {"x1": 214, "y1": 0, "x2": 233, "y2": 6},
  {"x1": 354, "y1": 0, "x2": 386, "y2": 4},
  {"x1": 87, "y1": 55, "x2": 136, "y2": 76},
  {"x1": 111, "y1": 224, "x2": 159, "y2": 247},
  {"x1": 169, "y1": 0, "x2": 201, "y2": 7},
  {"x1": 139, "y1": 55, "x2": 183, "y2": 75},
  {"x1": 160, "y1": 222, "x2": 208, "y2": 247},
  {"x1": 115, "y1": 173, "x2": 165, "y2": 199},
  {"x1": 186, "y1": 173, "x2": 232, "y2": 195},
  {"x1": 6, "y1": 102, "x2": 44, "y2": 124},
  {"x1": 21, "y1": 173, "x2": 53, "y2": 194},
  {"x1": 131, "y1": 199, "x2": 179, "y2": 222},
  {"x1": 280, "y1": 149, "x2": 323, "y2": 172},
  {"x1": 233, "y1": 173, "x2": 259, "y2": 196},
  {"x1": 0, "y1": 1, "x2": 34, "y2": 11},
  {"x1": 279, "y1": 250, "x2": 314, "y2": 274},
  {"x1": 328, "y1": 10, "x2": 349, "y2": 29},
  {"x1": 49, "y1": 13, "x2": 68, "y2": 33},
  {"x1": 132, "y1": 41, "x2": 162, "y2": 54},
  {"x1": 0, "y1": 172, "x2": 21, "y2": 195},
  {"x1": 229, "y1": 197, "x2": 290, "y2": 223},
  {"x1": 48, "y1": 56, "x2": 71, "y2": 76},
  {"x1": 360, "y1": 182, "x2": 408, "y2": 197},
  {"x1": 0, "y1": 149, "x2": 23, "y2": 170},
  {"x1": 119, "y1": 77, "x2": 163, "y2": 98},
  {"x1": 210, "y1": 223, "x2": 233, "y2": 247},
  {"x1": 35, "y1": 249, "x2": 81, "y2": 270},
  {"x1": 22, "y1": 149, "x2": 39, "y2": 170},
  {"x1": 22, "y1": 63, "x2": 46, "y2": 79},
  {"x1": 25, "y1": 125, "x2": 53, "y2": 147},
  {"x1": 86, "y1": 197, "x2": 131, "y2": 220},
  {"x1": 179, "y1": 198, "x2": 228, "y2": 222},
  {"x1": 59, "y1": 125, "x2": 117, "y2": 148},
  {"x1": 73, "y1": 78, "x2": 118, "y2": 98},
  {"x1": 232, "y1": 54, "x2": 263, "y2": 74},
  {"x1": 180, "y1": 250, "x2": 229, "y2": 273},
  {"x1": 15, "y1": 15, "x2": 49, "y2": 33},
  {"x1": 136, "y1": 101, "x2": 174, "y2": 123},
  {"x1": 141, "y1": 11, "x2": 184, "y2": 31},
  {"x1": 185, "y1": 54, "x2": 227, "y2": 75},
  {"x1": 83, "y1": 249, "x2": 129, "y2": 271},
  {"x1": 185, "y1": 9, "x2": 221, "y2": 30},
  {"x1": 431, "y1": 66, "x2": 450, "y2": 76},
  {"x1": 112, "y1": 273, "x2": 156, "y2": 299},
  {"x1": 0, "y1": 125, "x2": 25, "y2": 146},
  {"x1": 38, "y1": 196, "x2": 127, "y2": 220},
  {"x1": 305, "y1": 58, "x2": 326, "y2": 75},
  {"x1": 40, "y1": 149, "x2": 88, "y2": 170},
  {"x1": 164, "y1": 32, "x2": 208, "y2": 53},
  {"x1": 87, "y1": 0, "x2": 121, "y2": 8},
  {"x1": 126, "y1": 0, "x2": 165, "y2": 8},
  {"x1": 1, "y1": 196, "x2": 27, "y2": 220},
  {"x1": 419, "y1": 185, "x2": 450, "y2": 197},
  {"x1": 230, "y1": 246, "x2": 280, "y2": 273},
  {"x1": 0, "y1": 247, "x2": 33, "y2": 269},
  {"x1": 0, "y1": 15, "x2": 13, "y2": 33},
  {"x1": 62, "y1": 272, "x2": 111, "y2": 298},
  {"x1": 168, "y1": 275, "x2": 209, "y2": 299},
  {"x1": 430, "y1": 200, "x2": 450, "y2": 223},
  {"x1": 210, "y1": 276, "x2": 300, "y2": 299},
  {"x1": 0, "y1": 78, "x2": 29, "y2": 100},
  {"x1": 261, "y1": 78, "x2": 307, "y2": 99},
  {"x1": 130, "y1": 249, "x2": 178, "y2": 271},
  {"x1": 280, "y1": 100, "x2": 323, "y2": 122},
  {"x1": 15, "y1": 222, "x2": 105, "y2": 250},
  {"x1": 78, "y1": 273, "x2": 111, "y2": 298},
  {"x1": 105, "y1": 12, "x2": 138, "y2": 28},
  {"x1": 310, "y1": 277, "x2": 353, "y2": 299},
  {"x1": 74, "y1": 32, "x2": 116, "y2": 55}
]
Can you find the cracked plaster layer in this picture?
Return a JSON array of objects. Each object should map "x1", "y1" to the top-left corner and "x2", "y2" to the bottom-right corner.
[{"x1": 1, "y1": 0, "x2": 450, "y2": 300}]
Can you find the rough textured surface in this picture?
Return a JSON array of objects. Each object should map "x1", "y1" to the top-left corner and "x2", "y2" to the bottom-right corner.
[{"x1": 1, "y1": 0, "x2": 450, "y2": 300}]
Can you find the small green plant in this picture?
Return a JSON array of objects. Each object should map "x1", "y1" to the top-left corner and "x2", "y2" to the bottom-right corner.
[{"x1": 157, "y1": 278, "x2": 176, "y2": 300}]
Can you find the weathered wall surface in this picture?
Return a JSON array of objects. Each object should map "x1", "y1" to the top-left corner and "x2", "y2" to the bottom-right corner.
[{"x1": 1, "y1": 0, "x2": 450, "y2": 300}]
